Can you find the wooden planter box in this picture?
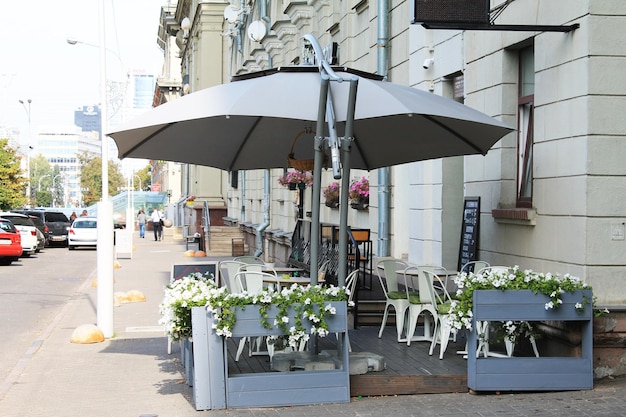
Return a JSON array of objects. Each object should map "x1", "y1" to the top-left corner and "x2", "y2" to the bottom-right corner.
[
  {"x1": 191, "y1": 302, "x2": 349, "y2": 410},
  {"x1": 468, "y1": 289, "x2": 593, "y2": 392}
]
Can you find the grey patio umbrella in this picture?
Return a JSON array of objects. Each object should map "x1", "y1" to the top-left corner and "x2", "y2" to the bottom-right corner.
[{"x1": 108, "y1": 35, "x2": 512, "y2": 286}]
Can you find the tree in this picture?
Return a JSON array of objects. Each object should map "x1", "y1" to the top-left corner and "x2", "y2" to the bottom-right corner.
[
  {"x1": 78, "y1": 153, "x2": 125, "y2": 206},
  {"x1": 29, "y1": 154, "x2": 53, "y2": 205},
  {"x1": 135, "y1": 164, "x2": 151, "y2": 191},
  {"x1": 0, "y1": 139, "x2": 27, "y2": 210},
  {"x1": 51, "y1": 165, "x2": 65, "y2": 207}
]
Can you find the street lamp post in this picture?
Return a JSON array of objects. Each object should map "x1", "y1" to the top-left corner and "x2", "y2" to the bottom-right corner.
[
  {"x1": 38, "y1": 174, "x2": 50, "y2": 192},
  {"x1": 52, "y1": 173, "x2": 64, "y2": 207},
  {"x1": 19, "y1": 99, "x2": 32, "y2": 202}
]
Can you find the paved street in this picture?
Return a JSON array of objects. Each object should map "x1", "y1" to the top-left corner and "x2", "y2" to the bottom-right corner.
[{"x1": 1, "y1": 234, "x2": 625, "y2": 417}]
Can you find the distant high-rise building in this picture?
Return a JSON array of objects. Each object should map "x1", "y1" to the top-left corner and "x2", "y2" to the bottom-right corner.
[{"x1": 36, "y1": 126, "x2": 100, "y2": 207}]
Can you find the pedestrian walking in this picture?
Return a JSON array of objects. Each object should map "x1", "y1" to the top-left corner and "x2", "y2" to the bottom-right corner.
[
  {"x1": 69, "y1": 211, "x2": 77, "y2": 222},
  {"x1": 137, "y1": 209, "x2": 147, "y2": 238},
  {"x1": 150, "y1": 207, "x2": 164, "y2": 241}
]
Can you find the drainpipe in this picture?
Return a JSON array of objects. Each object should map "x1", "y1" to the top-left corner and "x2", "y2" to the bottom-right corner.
[
  {"x1": 254, "y1": 170, "x2": 270, "y2": 257},
  {"x1": 240, "y1": 171, "x2": 246, "y2": 222},
  {"x1": 377, "y1": 0, "x2": 391, "y2": 257},
  {"x1": 260, "y1": 0, "x2": 273, "y2": 68}
]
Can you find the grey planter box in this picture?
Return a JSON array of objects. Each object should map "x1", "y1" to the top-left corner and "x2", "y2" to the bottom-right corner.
[
  {"x1": 468, "y1": 289, "x2": 593, "y2": 391},
  {"x1": 191, "y1": 302, "x2": 350, "y2": 410}
]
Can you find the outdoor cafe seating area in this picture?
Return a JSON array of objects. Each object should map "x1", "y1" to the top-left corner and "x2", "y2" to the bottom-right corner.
[{"x1": 216, "y1": 254, "x2": 475, "y2": 396}]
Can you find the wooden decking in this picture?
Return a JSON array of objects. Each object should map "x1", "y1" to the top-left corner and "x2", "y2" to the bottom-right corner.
[
  {"x1": 226, "y1": 324, "x2": 469, "y2": 397},
  {"x1": 223, "y1": 266, "x2": 469, "y2": 397}
]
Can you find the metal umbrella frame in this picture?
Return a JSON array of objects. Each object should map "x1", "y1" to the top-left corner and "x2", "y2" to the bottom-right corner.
[{"x1": 109, "y1": 34, "x2": 513, "y2": 288}]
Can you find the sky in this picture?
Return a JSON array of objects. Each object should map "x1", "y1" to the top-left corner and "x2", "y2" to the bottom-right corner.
[{"x1": 0, "y1": 0, "x2": 167, "y2": 148}]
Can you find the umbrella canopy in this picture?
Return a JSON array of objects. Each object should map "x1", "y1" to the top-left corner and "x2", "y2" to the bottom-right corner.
[{"x1": 110, "y1": 66, "x2": 512, "y2": 171}]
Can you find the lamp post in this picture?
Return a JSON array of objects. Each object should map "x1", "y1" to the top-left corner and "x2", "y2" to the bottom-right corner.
[
  {"x1": 52, "y1": 173, "x2": 64, "y2": 207},
  {"x1": 19, "y1": 99, "x2": 32, "y2": 202},
  {"x1": 38, "y1": 174, "x2": 50, "y2": 192},
  {"x1": 67, "y1": 37, "x2": 128, "y2": 119}
]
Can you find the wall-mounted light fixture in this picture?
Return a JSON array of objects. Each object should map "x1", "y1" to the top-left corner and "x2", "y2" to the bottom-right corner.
[{"x1": 181, "y1": 17, "x2": 191, "y2": 39}]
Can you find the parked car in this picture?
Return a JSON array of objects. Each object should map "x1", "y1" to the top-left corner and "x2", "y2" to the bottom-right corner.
[
  {"x1": 68, "y1": 217, "x2": 98, "y2": 250},
  {"x1": 0, "y1": 212, "x2": 38, "y2": 257},
  {"x1": 15, "y1": 210, "x2": 71, "y2": 247},
  {"x1": 28, "y1": 215, "x2": 49, "y2": 249},
  {"x1": 0, "y1": 217, "x2": 22, "y2": 265}
]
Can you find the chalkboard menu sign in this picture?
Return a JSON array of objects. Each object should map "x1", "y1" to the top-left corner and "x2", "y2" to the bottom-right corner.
[
  {"x1": 457, "y1": 197, "x2": 480, "y2": 272},
  {"x1": 171, "y1": 262, "x2": 219, "y2": 282}
]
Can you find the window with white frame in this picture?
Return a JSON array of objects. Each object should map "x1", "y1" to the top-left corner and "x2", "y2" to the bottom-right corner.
[{"x1": 517, "y1": 46, "x2": 534, "y2": 207}]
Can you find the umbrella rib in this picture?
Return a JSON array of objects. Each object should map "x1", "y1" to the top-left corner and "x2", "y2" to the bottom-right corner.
[
  {"x1": 228, "y1": 116, "x2": 263, "y2": 171},
  {"x1": 423, "y1": 115, "x2": 485, "y2": 155},
  {"x1": 121, "y1": 124, "x2": 171, "y2": 159}
]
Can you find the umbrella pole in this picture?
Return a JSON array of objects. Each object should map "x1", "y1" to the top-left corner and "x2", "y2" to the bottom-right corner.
[
  {"x1": 337, "y1": 78, "x2": 359, "y2": 287},
  {"x1": 310, "y1": 76, "x2": 330, "y2": 286}
]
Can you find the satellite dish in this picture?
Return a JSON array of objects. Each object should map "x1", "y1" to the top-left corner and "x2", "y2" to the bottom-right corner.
[
  {"x1": 247, "y1": 20, "x2": 267, "y2": 42},
  {"x1": 223, "y1": 5, "x2": 240, "y2": 23}
]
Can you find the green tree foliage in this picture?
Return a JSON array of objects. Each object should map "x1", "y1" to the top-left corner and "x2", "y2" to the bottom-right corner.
[
  {"x1": 135, "y1": 164, "x2": 151, "y2": 191},
  {"x1": 29, "y1": 154, "x2": 53, "y2": 206},
  {"x1": 0, "y1": 139, "x2": 27, "y2": 210},
  {"x1": 78, "y1": 152, "x2": 125, "y2": 206}
]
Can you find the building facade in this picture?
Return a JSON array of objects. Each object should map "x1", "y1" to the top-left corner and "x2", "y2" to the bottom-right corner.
[{"x1": 159, "y1": 0, "x2": 625, "y2": 376}]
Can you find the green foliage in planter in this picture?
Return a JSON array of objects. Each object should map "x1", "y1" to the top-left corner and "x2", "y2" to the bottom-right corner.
[
  {"x1": 159, "y1": 272, "x2": 218, "y2": 341},
  {"x1": 208, "y1": 284, "x2": 352, "y2": 349},
  {"x1": 449, "y1": 266, "x2": 605, "y2": 342}
]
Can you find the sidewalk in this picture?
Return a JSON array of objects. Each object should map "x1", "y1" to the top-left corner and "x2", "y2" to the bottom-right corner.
[{"x1": 1, "y1": 232, "x2": 625, "y2": 417}]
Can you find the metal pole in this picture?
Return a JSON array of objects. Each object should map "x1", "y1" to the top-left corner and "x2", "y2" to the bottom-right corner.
[
  {"x1": 337, "y1": 79, "x2": 359, "y2": 287},
  {"x1": 310, "y1": 76, "x2": 330, "y2": 285},
  {"x1": 96, "y1": 0, "x2": 114, "y2": 338},
  {"x1": 19, "y1": 99, "x2": 32, "y2": 202}
]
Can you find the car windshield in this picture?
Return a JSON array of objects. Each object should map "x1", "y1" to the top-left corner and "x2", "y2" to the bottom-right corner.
[
  {"x1": 74, "y1": 221, "x2": 97, "y2": 228},
  {"x1": 45, "y1": 212, "x2": 70, "y2": 222},
  {"x1": 0, "y1": 220, "x2": 17, "y2": 233},
  {"x1": 3, "y1": 216, "x2": 33, "y2": 226}
]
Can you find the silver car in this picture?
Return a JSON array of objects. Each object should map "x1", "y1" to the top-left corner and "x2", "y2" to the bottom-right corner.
[
  {"x1": 68, "y1": 217, "x2": 98, "y2": 250},
  {"x1": 0, "y1": 212, "x2": 38, "y2": 257}
]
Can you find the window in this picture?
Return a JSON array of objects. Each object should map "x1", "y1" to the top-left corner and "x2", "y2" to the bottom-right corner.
[{"x1": 517, "y1": 46, "x2": 534, "y2": 207}]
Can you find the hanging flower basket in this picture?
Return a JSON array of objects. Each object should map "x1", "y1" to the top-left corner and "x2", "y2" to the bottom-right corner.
[
  {"x1": 350, "y1": 199, "x2": 369, "y2": 210},
  {"x1": 323, "y1": 182, "x2": 340, "y2": 208},
  {"x1": 278, "y1": 170, "x2": 313, "y2": 190},
  {"x1": 349, "y1": 176, "x2": 369, "y2": 209}
]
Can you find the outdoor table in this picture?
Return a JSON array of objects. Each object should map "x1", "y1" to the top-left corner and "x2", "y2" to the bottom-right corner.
[{"x1": 264, "y1": 266, "x2": 306, "y2": 275}]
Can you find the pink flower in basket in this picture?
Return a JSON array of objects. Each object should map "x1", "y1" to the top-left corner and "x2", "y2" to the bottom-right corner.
[
  {"x1": 278, "y1": 170, "x2": 313, "y2": 188},
  {"x1": 349, "y1": 176, "x2": 369, "y2": 202}
]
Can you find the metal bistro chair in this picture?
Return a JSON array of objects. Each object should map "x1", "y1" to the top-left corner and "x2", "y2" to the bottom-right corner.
[
  {"x1": 404, "y1": 266, "x2": 439, "y2": 346},
  {"x1": 218, "y1": 260, "x2": 246, "y2": 291},
  {"x1": 233, "y1": 270, "x2": 282, "y2": 361},
  {"x1": 460, "y1": 260, "x2": 490, "y2": 275},
  {"x1": 427, "y1": 271, "x2": 456, "y2": 359},
  {"x1": 376, "y1": 257, "x2": 411, "y2": 342},
  {"x1": 233, "y1": 255, "x2": 265, "y2": 265}
]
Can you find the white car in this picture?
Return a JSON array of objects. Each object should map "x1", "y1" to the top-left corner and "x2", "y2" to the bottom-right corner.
[
  {"x1": 68, "y1": 217, "x2": 98, "y2": 250},
  {"x1": 0, "y1": 212, "x2": 38, "y2": 257}
]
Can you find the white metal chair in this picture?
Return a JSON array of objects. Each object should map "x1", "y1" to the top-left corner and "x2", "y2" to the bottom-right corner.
[
  {"x1": 232, "y1": 270, "x2": 281, "y2": 361},
  {"x1": 218, "y1": 260, "x2": 246, "y2": 291},
  {"x1": 460, "y1": 260, "x2": 490, "y2": 275},
  {"x1": 404, "y1": 266, "x2": 439, "y2": 346},
  {"x1": 376, "y1": 257, "x2": 411, "y2": 341},
  {"x1": 233, "y1": 255, "x2": 265, "y2": 265},
  {"x1": 318, "y1": 259, "x2": 331, "y2": 282},
  {"x1": 427, "y1": 272, "x2": 456, "y2": 359},
  {"x1": 335, "y1": 269, "x2": 359, "y2": 352}
]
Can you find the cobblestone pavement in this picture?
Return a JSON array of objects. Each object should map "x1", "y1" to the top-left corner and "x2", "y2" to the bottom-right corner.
[{"x1": 1, "y1": 234, "x2": 624, "y2": 417}]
